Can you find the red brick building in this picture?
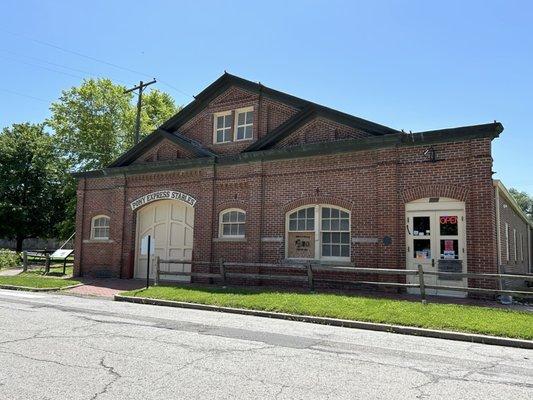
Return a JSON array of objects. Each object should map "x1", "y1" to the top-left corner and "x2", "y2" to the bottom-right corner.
[{"x1": 73, "y1": 73, "x2": 532, "y2": 297}]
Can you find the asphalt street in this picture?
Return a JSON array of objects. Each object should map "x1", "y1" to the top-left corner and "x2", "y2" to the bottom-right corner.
[{"x1": 0, "y1": 289, "x2": 531, "y2": 399}]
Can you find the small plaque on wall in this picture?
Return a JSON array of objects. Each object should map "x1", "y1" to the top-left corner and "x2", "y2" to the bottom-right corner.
[{"x1": 288, "y1": 232, "x2": 315, "y2": 259}]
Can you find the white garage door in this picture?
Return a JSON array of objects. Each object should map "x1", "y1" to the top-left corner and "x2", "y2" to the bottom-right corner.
[{"x1": 135, "y1": 200, "x2": 194, "y2": 281}]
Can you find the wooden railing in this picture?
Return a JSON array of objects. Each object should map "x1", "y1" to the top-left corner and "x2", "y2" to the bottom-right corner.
[{"x1": 154, "y1": 257, "x2": 533, "y2": 302}]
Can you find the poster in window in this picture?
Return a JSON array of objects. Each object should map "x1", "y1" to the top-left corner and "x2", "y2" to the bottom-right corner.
[{"x1": 288, "y1": 232, "x2": 315, "y2": 259}]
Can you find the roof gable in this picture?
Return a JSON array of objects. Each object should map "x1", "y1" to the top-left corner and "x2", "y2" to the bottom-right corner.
[
  {"x1": 160, "y1": 73, "x2": 399, "y2": 142},
  {"x1": 108, "y1": 129, "x2": 215, "y2": 168}
]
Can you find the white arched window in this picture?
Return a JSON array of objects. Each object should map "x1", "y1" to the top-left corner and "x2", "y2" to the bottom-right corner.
[
  {"x1": 219, "y1": 209, "x2": 246, "y2": 238},
  {"x1": 91, "y1": 215, "x2": 110, "y2": 240},
  {"x1": 286, "y1": 205, "x2": 350, "y2": 261}
]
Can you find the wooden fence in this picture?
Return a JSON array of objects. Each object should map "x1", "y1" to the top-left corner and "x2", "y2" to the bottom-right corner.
[{"x1": 154, "y1": 257, "x2": 533, "y2": 301}]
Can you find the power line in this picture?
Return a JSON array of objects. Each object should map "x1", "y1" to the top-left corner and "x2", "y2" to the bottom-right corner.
[
  {"x1": 157, "y1": 79, "x2": 193, "y2": 98},
  {"x1": 0, "y1": 49, "x2": 129, "y2": 85},
  {"x1": 0, "y1": 53, "x2": 85, "y2": 80},
  {"x1": 0, "y1": 28, "x2": 194, "y2": 98},
  {"x1": 0, "y1": 88, "x2": 49, "y2": 103}
]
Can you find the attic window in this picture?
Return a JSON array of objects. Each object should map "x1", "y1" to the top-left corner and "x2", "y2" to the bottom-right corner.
[
  {"x1": 214, "y1": 111, "x2": 233, "y2": 143},
  {"x1": 235, "y1": 107, "x2": 254, "y2": 141}
]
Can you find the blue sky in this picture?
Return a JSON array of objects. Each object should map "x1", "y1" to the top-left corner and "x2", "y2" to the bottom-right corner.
[{"x1": 0, "y1": 0, "x2": 531, "y2": 192}]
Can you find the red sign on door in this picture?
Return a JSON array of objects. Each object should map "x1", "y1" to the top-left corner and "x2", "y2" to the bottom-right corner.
[{"x1": 444, "y1": 240, "x2": 454, "y2": 251}]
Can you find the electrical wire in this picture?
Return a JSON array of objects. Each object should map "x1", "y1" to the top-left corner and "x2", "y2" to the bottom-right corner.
[
  {"x1": 0, "y1": 88, "x2": 49, "y2": 103},
  {"x1": 0, "y1": 28, "x2": 194, "y2": 98},
  {"x1": 0, "y1": 49, "x2": 129, "y2": 85}
]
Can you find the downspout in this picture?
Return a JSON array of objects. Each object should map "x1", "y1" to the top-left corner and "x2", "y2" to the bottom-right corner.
[
  {"x1": 257, "y1": 84, "x2": 265, "y2": 260},
  {"x1": 78, "y1": 178, "x2": 86, "y2": 277},
  {"x1": 119, "y1": 173, "x2": 127, "y2": 279}
]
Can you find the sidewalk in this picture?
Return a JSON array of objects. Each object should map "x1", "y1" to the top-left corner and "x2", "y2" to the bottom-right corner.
[
  {"x1": 0, "y1": 268, "x2": 22, "y2": 276},
  {"x1": 65, "y1": 278, "x2": 145, "y2": 298}
]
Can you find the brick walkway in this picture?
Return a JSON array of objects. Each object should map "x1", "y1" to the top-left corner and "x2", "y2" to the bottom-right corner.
[{"x1": 65, "y1": 279, "x2": 146, "y2": 298}]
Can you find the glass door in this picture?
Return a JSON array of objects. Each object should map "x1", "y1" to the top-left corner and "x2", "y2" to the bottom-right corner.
[
  {"x1": 435, "y1": 211, "x2": 466, "y2": 296},
  {"x1": 406, "y1": 212, "x2": 437, "y2": 295}
]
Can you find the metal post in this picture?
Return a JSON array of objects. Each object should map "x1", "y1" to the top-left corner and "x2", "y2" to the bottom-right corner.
[
  {"x1": 44, "y1": 253, "x2": 50, "y2": 275},
  {"x1": 22, "y1": 251, "x2": 28, "y2": 272},
  {"x1": 307, "y1": 261, "x2": 314, "y2": 292},
  {"x1": 418, "y1": 264, "x2": 426, "y2": 303},
  {"x1": 63, "y1": 258, "x2": 67, "y2": 275},
  {"x1": 146, "y1": 235, "x2": 151, "y2": 289},
  {"x1": 219, "y1": 259, "x2": 226, "y2": 282},
  {"x1": 154, "y1": 256, "x2": 160, "y2": 286}
]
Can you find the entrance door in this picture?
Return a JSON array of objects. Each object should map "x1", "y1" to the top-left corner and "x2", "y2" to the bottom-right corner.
[
  {"x1": 135, "y1": 200, "x2": 194, "y2": 281},
  {"x1": 406, "y1": 200, "x2": 466, "y2": 297}
]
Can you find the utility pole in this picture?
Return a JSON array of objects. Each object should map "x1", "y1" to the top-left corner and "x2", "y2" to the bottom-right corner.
[{"x1": 124, "y1": 79, "x2": 157, "y2": 144}]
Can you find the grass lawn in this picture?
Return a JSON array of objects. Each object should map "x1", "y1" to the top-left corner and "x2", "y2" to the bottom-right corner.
[
  {"x1": 122, "y1": 285, "x2": 533, "y2": 340},
  {"x1": 0, "y1": 275, "x2": 80, "y2": 288}
]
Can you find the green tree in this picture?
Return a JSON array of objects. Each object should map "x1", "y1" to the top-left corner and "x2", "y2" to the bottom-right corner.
[
  {"x1": 0, "y1": 123, "x2": 68, "y2": 251},
  {"x1": 509, "y1": 188, "x2": 533, "y2": 221},
  {"x1": 48, "y1": 78, "x2": 179, "y2": 171}
]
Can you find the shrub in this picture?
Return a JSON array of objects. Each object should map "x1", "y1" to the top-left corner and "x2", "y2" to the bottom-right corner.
[{"x1": 0, "y1": 249, "x2": 20, "y2": 269}]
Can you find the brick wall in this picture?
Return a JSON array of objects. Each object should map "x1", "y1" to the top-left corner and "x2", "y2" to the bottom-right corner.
[
  {"x1": 178, "y1": 86, "x2": 299, "y2": 155},
  {"x1": 132, "y1": 139, "x2": 195, "y2": 164},
  {"x1": 497, "y1": 192, "x2": 531, "y2": 273},
  {"x1": 74, "y1": 137, "x2": 499, "y2": 288}
]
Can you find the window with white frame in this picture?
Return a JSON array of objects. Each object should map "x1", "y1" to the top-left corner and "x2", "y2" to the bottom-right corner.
[
  {"x1": 219, "y1": 209, "x2": 246, "y2": 238},
  {"x1": 286, "y1": 205, "x2": 350, "y2": 261},
  {"x1": 91, "y1": 215, "x2": 110, "y2": 240},
  {"x1": 214, "y1": 111, "x2": 233, "y2": 143},
  {"x1": 234, "y1": 108, "x2": 254, "y2": 141},
  {"x1": 505, "y1": 223, "x2": 510, "y2": 261},
  {"x1": 321, "y1": 207, "x2": 351, "y2": 258}
]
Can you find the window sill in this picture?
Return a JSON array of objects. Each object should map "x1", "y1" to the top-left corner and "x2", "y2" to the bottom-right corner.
[
  {"x1": 83, "y1": 239, "x2": 114, "y2": 244},
  {"x1": 213, "y1": 237, "x2": 247, "y2": 243}
]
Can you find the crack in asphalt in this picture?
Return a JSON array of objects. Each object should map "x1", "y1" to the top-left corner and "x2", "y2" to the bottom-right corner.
[{"x1": 89, "y1": 357, "x2": 123, "y2": 400}]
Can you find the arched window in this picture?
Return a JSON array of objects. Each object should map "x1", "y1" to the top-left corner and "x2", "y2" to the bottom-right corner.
[
  {"x1": 286, "y1": 205, "x2": 350, "y2": 261},
  {"x1": 219, "y1": 209, "x2": 246, "y2": 238},
  {"x1": 91, "y1": 215, "x2": 110, "y2": 240}
]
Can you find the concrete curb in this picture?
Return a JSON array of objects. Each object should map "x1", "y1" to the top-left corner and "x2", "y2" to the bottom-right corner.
[
  {"x1": 0, "y1": 283, "x2": 83, "y2": 292},
  {"x1": 114, "y1": 295, "x2": 533, "y2": 349}
]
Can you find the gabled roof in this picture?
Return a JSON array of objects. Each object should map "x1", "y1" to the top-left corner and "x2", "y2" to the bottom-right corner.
[
  {"x1": 160, "y1": 72, "x2": 399, "y2": 140},
  {"x1": 108, "y1": 129, "x2": 215, "y2": 168},
  {"x1": 72, "y1": 121, "x2": 503, "y2": 179}
]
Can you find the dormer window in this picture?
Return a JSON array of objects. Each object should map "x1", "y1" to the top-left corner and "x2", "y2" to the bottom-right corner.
[
  {"x1": 214, "y1": 111, "x2": 233, "y2": 143},
  {"x1": 213, "y1": 107, "x2": 254, "y2": 144},
  {"x1": 235, "y1": 107, "x2": 254, "y2": 141}
]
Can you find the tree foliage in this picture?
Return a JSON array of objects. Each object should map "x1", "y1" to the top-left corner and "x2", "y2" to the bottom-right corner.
[
  {"x1": 48, "y1": 78, "x2": 179, "y2": 171},
  {"x1": 0, "y1": 123, "x2": 68, "y2": 250},
  {"x1": 1, "y1": 79, "x2": 180, "y2": 246},
  {"x1": 509, "y1": 188, "x2": 533, "y2": 221}
]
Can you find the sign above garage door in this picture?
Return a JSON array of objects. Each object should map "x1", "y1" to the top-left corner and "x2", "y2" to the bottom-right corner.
[{"x1": 130, "y1": 190, "x2": 197, "y2": 210}]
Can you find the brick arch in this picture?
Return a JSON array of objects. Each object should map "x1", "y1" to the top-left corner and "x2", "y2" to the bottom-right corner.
[
  {"x1": 215, "y1": 200, "x2": 248, "y2": 215},
  {"x1": 401, "y1": 184, "x2": 468, "y2": 203},
  {"x1": 282, "y1": 195, "x2": 354, "y2": 214}
]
